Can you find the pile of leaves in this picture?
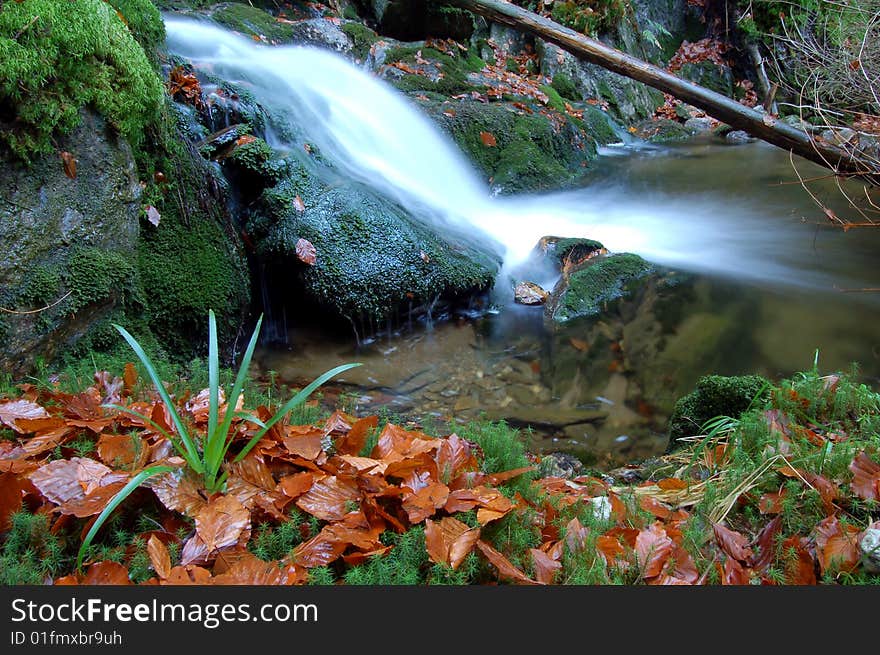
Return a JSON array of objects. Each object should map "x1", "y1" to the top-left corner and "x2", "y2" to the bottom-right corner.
[{"x1": 1, "y1": 366, "x2": 878, "y2": 585}]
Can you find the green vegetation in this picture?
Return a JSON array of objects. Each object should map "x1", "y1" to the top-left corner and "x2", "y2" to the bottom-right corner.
[
  {"x1": 667, "y1": 374, "x2": 771, "y2": 446},
  {"x1": 341, "y1": 22, "x2": 380, "y2": 60},
  {"x1": 386, "y1": 45, "x2": 486, "y2": 96},
  {"x1": 0, "y1": 512, "x2": 68, "y2": 585},
  {"x1": 0, "y1": 0, "x2": 163, "y2": 161},
  {"x1": 107, "y1": 0, "x2": 166, "y2": 56},
  {"x1": 551, "y1": 73, "x2": 580, "y2": 102}
]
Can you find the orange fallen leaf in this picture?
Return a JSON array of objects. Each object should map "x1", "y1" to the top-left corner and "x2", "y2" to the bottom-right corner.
[
  {"x1": 712, "y1": 522, "x2": 753, "y2": 562},
  {"x1": 636, "y1": 522, "x2": 674, "y2": 578},
  {"x1": 147, "y1": 535, "x2": 172, "y2": 580},
  {"x1": 295, "y1": 237, "x2": 317, "y2": 265},
  {"x1": 0, "y1": 399, "x2": 50, "y2": 433},
  {"x1": 476, "y1": 540, "x2": 541, "y2": 585},
  {"x1": 479, "y1": 131, "x2": 497, "y2": 147},
  {"x1": 60, "y1": 151, "x2": 77, "y2": 179}
]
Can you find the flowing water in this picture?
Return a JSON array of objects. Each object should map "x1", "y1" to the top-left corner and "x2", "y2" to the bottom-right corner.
[{"x1": 165, "y1": 18, "x2": 880, "y2": 467}]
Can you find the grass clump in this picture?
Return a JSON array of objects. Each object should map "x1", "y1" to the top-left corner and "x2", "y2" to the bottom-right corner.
[{"x1": 0, "y1": 0, "x2": 164, "y2": 161}]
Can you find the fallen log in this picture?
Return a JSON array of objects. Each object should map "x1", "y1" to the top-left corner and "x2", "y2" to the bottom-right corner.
[{"x1": 446, "y1": 0, "x2": 879, "y2": 185}]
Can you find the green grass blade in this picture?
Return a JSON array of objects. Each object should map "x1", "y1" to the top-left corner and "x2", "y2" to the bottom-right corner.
[
  {"x1": 76, "y1": 465, "x2": 175, "y2": 571},
  {"x1": 207, "y1": 309, "x2": 220, "y2": 449},
  {"x1": 206, "y1": 315, "x2": 264, "y2": 483},
  {"x1": 232, "y1": 362, "x2": 361, "y2": 463},
  {"x1": 113, "y1": 324, "x2": 203, "y2": 473},
  {"x1": 103, "y1": 403, "x2": 193, "y2": 466}
]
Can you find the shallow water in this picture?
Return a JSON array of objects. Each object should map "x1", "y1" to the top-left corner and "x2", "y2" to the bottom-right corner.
[{"x1": 255, "y1": 141, "x2": 880, "y2": 468}]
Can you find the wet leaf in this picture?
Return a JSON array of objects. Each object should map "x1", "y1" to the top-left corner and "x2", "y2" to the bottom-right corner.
[
  {"x1": 815, "y1": 516, "x2": 860, "y2": 574},
  {"x1": 96, "y1": 434, "x2": 144, "y2": 468},
  {"x1": 849, "y1": 452, "x2": 880, "y2": 501},
  {"x1": 283, "y1": 426, "x2": 325, "y2": 460},
  {"x1": 758, "y1": 489, "x2": 786, "y2": 514},
  {"x1": 713, "y1": 522, "x2": 753, "y2": 562},
  {"x1": 636, "y1": 522, "x2": 674, "y2": 578},
  {"x1": 146, "y1": 468, "x2": 204, "y2": 517},
  {"x1": 212, "y1": 553, "x2": 300, "y2": 585},
  {"x1": 83, "y1": 561, "x2": 132, "y2": 585},
  {"x1": 783, "y1": 536, "x2": 816, "y2": 585},
  {"x1": 596, "y1": 534, "x2": 627, "y2": 566},
  {"x1": 277, "y1": 472, "x2": 315, "y2": 499},
  {"x1": 530, "y1": 548, "x2": 562, "y2": 584},
  {"x1": 564, "y1": 517, "x2": 590, "y2": 554},
  {"x1": 30, "y1": 457, "x2": 113, "y2": 505},
  {"x1": 749, "y1": 515, "x2": 782, "y2": 572},
  {"x1": 402, "y1": 482, "x2": 449, "y2": 524},
  {"x1": 295, "y1": 237, "x2": 317, "y2": 265},
  {"x1": 335, "y1": 415, "x2": 378, "y2": 456},
  {"x1": 479, "y1": 131, "x2": 497, "y2": 147},
  {"x1": 476, "y1": 540, "x2": 540, "y2": 585},
  {"x1": 59, "y1": 481, "x2": 127, "y2": 517},
  {"x1": 296, "y1": 475, "x2": 359, "y2": 521},
  {"x1": 718, "y1": 557, "x2": 750, "y2": 585},
  {"x1": 0, "y1": 399, "x2": 50, "y2": 433},
  {"x1": 60, "y1": 151, "x2": 77, "y2": 179},
  {"x1": 436, "y1": 433, "x2": 477, "y2": 482},
  {"x1": 123, "y1": 363, "x2": 138, "y2": 393},
  {"x1": 656, "y1": 478, "x2": 689, "y2": 491},
  {"x1": 292, "y1": 533, "x2": 347, "y2": 568},
  {"x1": 0, "y1": 473, "x2": 35, "y2": 531},
  {"x1": 147, "y1": 534, "x2": 171, "y2": 580},
  {"x1": 196, "y1": 495, "x2": 250, "y2": 554},
  {"x1": 638, "y1": 495, "x2": 672, "y2": 519}
]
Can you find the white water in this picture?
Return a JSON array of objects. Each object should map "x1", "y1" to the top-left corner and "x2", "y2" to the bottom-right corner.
[{"x1": 163, "y1": 17, "x2": 843, "y2": 289}]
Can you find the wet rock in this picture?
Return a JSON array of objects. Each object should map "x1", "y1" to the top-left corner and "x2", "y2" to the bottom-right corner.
[
  {"x1": 678, "y1": 61, "x2": 735, "y2": 98},
  {"x1": 633, "y1": 118, "x2": 694, "y2": 143},
  {"x1": 537, "y1": 452, "x2": 584, "y2": 479},
  {"x1": 725, "y1": 130, "x2": 756, "y2": 145},
  {"x1": 0, "y1": 112, "x2": 141, "y2": 377},
  {"x1": 545, "y1": 253, "x2": 656, "y2": 324},
  {"x1": 254, "y1": 161, "x2": 501, "y2": 323},
  {"x1": 515, "y1": 282, "x2": 549, "y2": 306},
  {"x1": 684, "y1": 117, "x2": 714, "y2": 133},
  {"x1": 367, "y1": 0, "x2": 475, "y2": 41},
  {"x1": 197, "y1": 123, "x2": 253, "y2": 160}
]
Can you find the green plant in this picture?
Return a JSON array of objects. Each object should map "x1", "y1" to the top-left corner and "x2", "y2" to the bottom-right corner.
[{"x1": 75, "y1": 310, "x2": 360, "y2": 570}]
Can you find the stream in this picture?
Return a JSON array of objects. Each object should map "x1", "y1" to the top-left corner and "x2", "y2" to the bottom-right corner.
[
  {"x1": 164, "y1": 18, "x2": 880, "y2": 468},
  {"x1": 254, "y1": 141, "x2": 880, "y2": 468}
]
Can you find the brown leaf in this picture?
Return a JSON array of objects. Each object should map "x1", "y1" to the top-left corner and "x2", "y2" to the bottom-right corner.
[
  {"x1": 30, "y1": 457, "x2": 113, "y2": 505},
  {"x1": 0, "y1": 473, "x2": 35, "y2": 531},
  {"x1": 758, "y1": 489, "x2": 786, "y2": 514},
  {"x1": 636, "y1": 522, "x2": 674, "y2": 578},
  {"x1": 530, "y1": 548, "x2": 562, "y2": 584},
  {"x1": 147, "y1": 534, "x2": 172, "y2": 580},
  {"x1": 296, "y1": 475, "x2": 360, "y2": 521},
  {"x1": 96, "y1": 434, "x2": 145, "y2": 468},
  {"x1": 283, "y1": 426, "x2": 325, "y2": 460},
  {"x1": 212, "y1": 553, "x2": 300, "y2": 585},
  {"x1": 638, "y1": 495, "x2": 672, "y2": 519},
  {"x1": 713, "y1": 522, "x2": 754, "y2": 562},
  {"x1": 402, "y1": 482, "x2": 449, "y2": 524},
  {"x1": 479, "y1": 131, "x2": 497, "y2": 147},
  {"x1": 476, "y1": 540, "x2": 541, "y2": 585},
  {"x1": 295, "y1": 237, "x2": 316, "y2": 265},
  {"x1": 783, "y1": 536, "x2": 816, "y2": 585},
  {"x1": 718, "y1": 556, "x2": 751, "y2": 585},
  {"x1": 196, "y1": 495, "x2": 250, "y2": 554},
  {"x1": 814, "y1": 516, "x2": 860, "y2": 575},
  {"x1": 146, "y1": 468, "x2": 205, "y2": 517},
  {"x1": 277, "y1": 472, "x2": 315, "y2": 499},
  {"x1": 569, "y1": 337, "x2": 589, "y2": 352},
  {"x1": 749, "y1": 515, "x2": 782, "y2": 573},
  {"x1": 0, "y1": 399, "x2": 50, "y2": 433},
  {"x1": 486, "y1": 466, "x2": 535, "y2": 486},
  {"x1": 564, "y1": 517, "x2": 590, "y2": 554},
  {"x1": 596, "y1": 534, "x2": 627, "y2": 566},
  {"x1": 656, "y1": 478, "x2": 689, "y2": 491},
  {"x1": 123, "y1": 363, "x2": 138, "y2": 394},
  {"x1": 60, "y1": 151, "x2": 77, "y2": 179},
  {"x1": 292, "y1": 533, "x2": 347, "y2": 568},
  {"x1": 435, "y1": 433, "x2": 477, "y2": 482},
  {"x1": 850, "y1": 452, "x2": 880, "y2": 501},
  {"x1": 335, "y1": 415, "x2": 378, "y2": 455},
  {"x1": 59, "y1": 481, "x2": 126, "y2": 517},
  {"x1": 82, "y1": 561, "x2": 132, "y2": 585}
]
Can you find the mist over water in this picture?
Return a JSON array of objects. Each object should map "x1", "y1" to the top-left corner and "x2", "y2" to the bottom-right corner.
[{"x1": 164, "y1": 17, "x2": 861, "y2": 292}]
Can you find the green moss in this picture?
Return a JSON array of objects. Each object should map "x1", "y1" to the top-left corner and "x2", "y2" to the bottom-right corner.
[
  {"x1": 550, "y1": 253, "x2": 654, "y2": 323},
  {"x1": 0, "y1": 0, "x2": 164, "y2": 161},
  {"x1": 210, "y1": 3, "x2": 295, "y2": 42},
  {"x1": 386, "y1": 45, "x2": 485, "y2": 97},
  {"x1": 539, "y1": 85, "x2": 567, "y2": 112},
  {"x1": 551, "y1": 73, "x2": 580, "y2": 102},
  {"x1": 0, "y1": 512, "x2": 68, "y2": 584},
  {"x1": 550, "y1": 0, "x2": 626, "y2": 36},
  {"x1": 343, "y1": 528, "x2": 429, "y2": 585},
  {"x1": 667, "y1": 374, "x2": 771, "y2": 446},
  {"x1": 341, "y1": 22, "x2": 379, "y2": 60},
  {"x1": 107, "y1": 0, "x2": 165, "y2": 57},
  {"x1": 67, "y1": 247, "x2": 140, "y2": 315}
]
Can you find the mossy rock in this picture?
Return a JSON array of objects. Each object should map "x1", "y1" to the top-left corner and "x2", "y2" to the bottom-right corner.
[
  {"x1": 667, "y1": 374, "x2": 771, "y2": 448},
  {"x1": 427, "y1": 100, "x2": 597, "y2": 194},
  {"x1": 0, "y1": 112, "x2": 143, "y2": 377},
  {"x1": 258, "y1": 175, "x2": 501, "y2": 321},
  {"x1": 633, "y1": 118, "x2": 694, "y2": 143},
  {"x1": 384, "y1": 44, "x2": 486, "y2": 97},
  {"x1": 0, "y1": 0, "x2": 164, "y2": 161},
  {"x1": 545, "y1": 253, "x2": 655, "y2": 323},
  {"x1": 678, "y1": 61, "x2": 735, "y2": 98},
  {"x1": 551, "y1": 73, "x2": 580, "y2": 102}
]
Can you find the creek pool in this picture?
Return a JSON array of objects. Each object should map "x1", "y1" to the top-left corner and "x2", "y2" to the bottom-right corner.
[{"x1": 254, "y1": 138, "x2": 880, "y2": 468}]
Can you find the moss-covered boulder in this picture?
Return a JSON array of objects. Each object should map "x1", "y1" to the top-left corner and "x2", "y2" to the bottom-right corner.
[
  {"x1": 0, "y1": 0, "x2": 164, "y2": 161},
  {"x1": 545, "y1": 253, "x2": 656, "y2": 323},
  {"x1": 252, "y1": 161, "x2": 500, "y2": 323},
  {"x1": 667, "y1": 374, "x2": 771, "y2": 448},
  {"x1": 0, "y1": 112, "x2": 143, "y2": 377}
]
